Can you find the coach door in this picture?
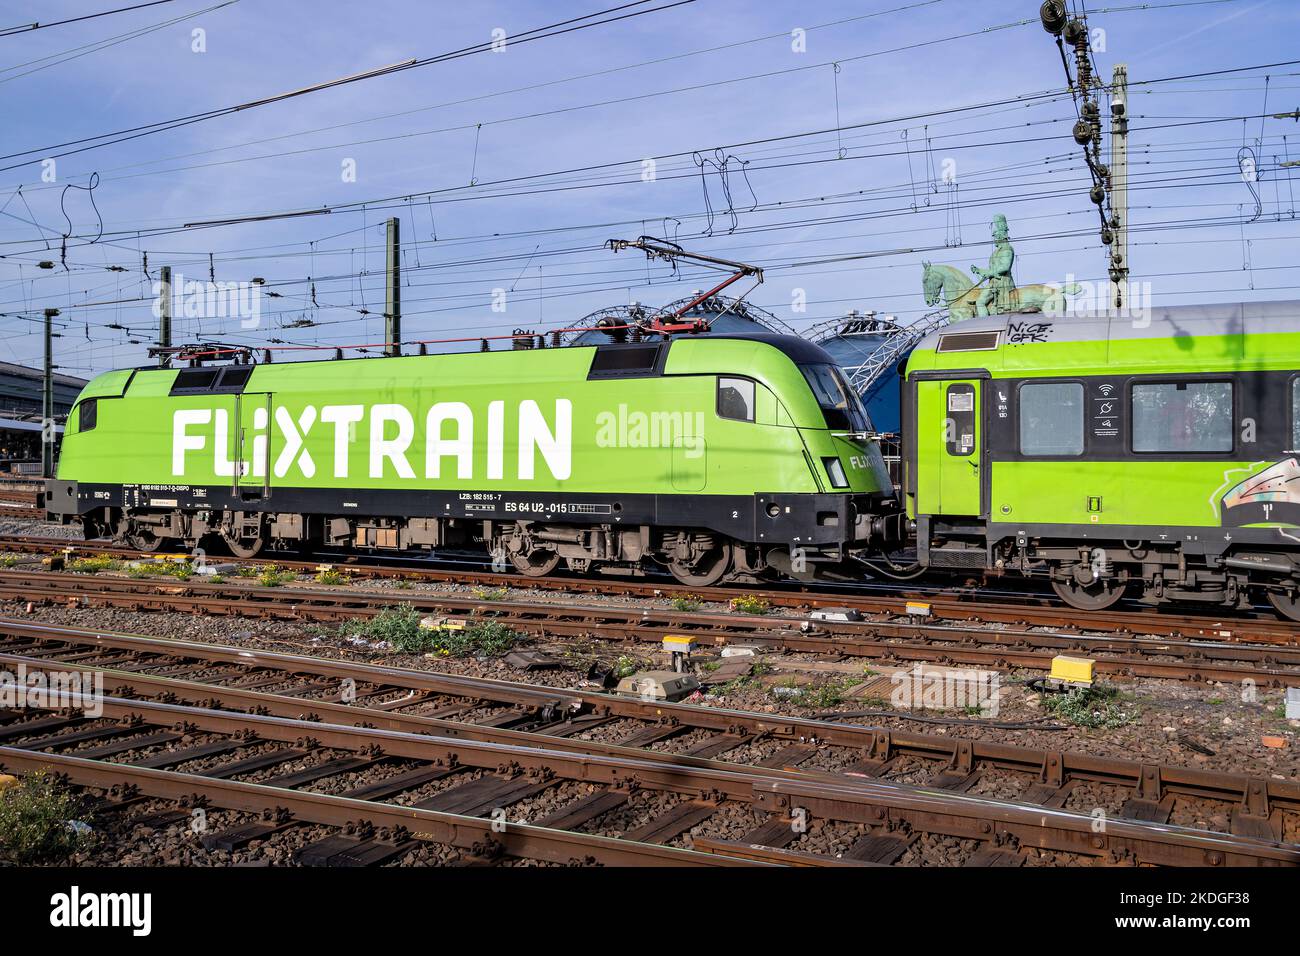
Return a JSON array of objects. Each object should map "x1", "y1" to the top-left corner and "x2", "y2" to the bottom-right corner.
[
  {"x1": 916, "y1": 377, "x2": 984, "y2": 516},
  {"x1": 234, "y1": 392, "x2": 273, "y2": 500}
]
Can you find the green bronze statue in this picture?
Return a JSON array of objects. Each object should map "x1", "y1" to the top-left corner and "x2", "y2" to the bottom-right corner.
[
  {"x1": 971, "y1": 214, "x2": 1015, "y2": 316},
  {"x1": 921, "y1": 213, "x2": 1083, "y2": 321}
]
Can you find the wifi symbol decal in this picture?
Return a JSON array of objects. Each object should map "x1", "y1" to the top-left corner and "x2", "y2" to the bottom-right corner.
[{"x1": 1097, "y1": 384, "x2": 1115, "y2": 397}]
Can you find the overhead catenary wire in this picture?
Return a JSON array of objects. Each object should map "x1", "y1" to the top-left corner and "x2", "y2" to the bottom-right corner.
[
  {"x1": 0, "y1": 0, "x2": 179, "y2": 37},
  {"x1": 0, "y1": 0, "x2": 699, "y2": 173},
  {"x1": 6, "y1": 1, "x2": 1296, "y2": 372}
]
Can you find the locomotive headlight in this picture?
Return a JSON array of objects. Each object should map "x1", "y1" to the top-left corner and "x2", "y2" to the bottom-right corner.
[{"x1": 823, "y1": 457, "x2": 849, "y2": 489}]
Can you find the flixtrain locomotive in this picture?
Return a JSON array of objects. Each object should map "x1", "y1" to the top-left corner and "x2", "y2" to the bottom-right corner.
[
  {"x1": 43, "y1": 333, "x2": 897, "y2": 586},
  {"x1": 900, "y1": 299, "x2": 1300, "y2": 622}
]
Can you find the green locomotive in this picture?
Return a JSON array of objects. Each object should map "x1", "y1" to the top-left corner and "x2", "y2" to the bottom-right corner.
[
  {"x1": 44, "y1": 334, "x2": 895, "y2": 585},
  {"x1": 901, "y1": 300, "x2": 1300, "y2": 621}
]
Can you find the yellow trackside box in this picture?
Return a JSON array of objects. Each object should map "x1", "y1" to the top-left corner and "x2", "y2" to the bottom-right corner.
[
  {"x1": 663, "y1": 635, "x2": 696, "y2": 654},
  {"x1": 420, "y1": 615, "x2": 467, "y2": 632},
  {"x1": 1048, "y1": 655, "x2": 1095, "y2": 688}
]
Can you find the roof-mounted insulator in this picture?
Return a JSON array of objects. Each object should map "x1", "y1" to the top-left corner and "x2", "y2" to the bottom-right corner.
[
  {"x1": 480, "y1": 338, "x2": 490, "y2": 352},
  {"x1": 595, "y1": 316, "x2": 629, "y2": 343},
  {"x1": 262, "y1": 349, "x2": 274, "y2": 364},
  {"x1": 418, "y1": 342, "x2": 428, "y2": 356}
]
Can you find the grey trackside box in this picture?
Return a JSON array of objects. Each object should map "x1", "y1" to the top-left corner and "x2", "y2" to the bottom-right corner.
[{"x1": 615, "y1": 670, "x2": 700, "y2": 702}]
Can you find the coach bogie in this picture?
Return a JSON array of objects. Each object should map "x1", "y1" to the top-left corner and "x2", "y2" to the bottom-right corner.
[
  {"x1": 1049, "y1": 560, "x2": 1130, "y2": 611},
  {"x1": 1267, "y1": 588, "x2": 1300, "y2": 623}
]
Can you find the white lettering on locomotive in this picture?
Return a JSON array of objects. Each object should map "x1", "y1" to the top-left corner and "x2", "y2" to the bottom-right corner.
[
  {"x1": 171, "y1": 400, "x2": 572, "y2": 482},
  {"x1": 320, "y1": 404, "x2": 364, "y2": 478},
  {"x1": 369, "y1": 404, "x2": 416, "y2": 479},
  {"x1": 172, "y1": 409, "x2": 210, "y2": 475},
  {"x1": 426, "y1": 402, "x2": 474, "y2": 479}
]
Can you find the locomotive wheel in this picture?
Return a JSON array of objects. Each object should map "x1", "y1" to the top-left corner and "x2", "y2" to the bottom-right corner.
[
  {"x1": 1051, "y1": 574, "x2": 1127, "y2": 611},
  {"x1": 668, "y1": 544, "x2": 732, "y2": 587},
  {"x1": 222, "y1": 534, "x2": 265, "y2": 559},
  {"x1": 127, "y1": 528, "x2": 170, "y2": 553},
  {"x1": 1266, "y1": 589, "x2": 1300, "y2": 623},
  {"x1": 509, "y1": 549, "x2": 561, "y2": 577}
]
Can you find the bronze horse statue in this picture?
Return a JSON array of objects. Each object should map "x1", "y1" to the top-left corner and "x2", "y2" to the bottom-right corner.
[{"x1": 922, "y1": 262, "x2": 1082, "y2": 321}]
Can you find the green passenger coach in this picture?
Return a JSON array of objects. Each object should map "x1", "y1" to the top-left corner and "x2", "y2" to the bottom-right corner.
[
  {"x1": 902, "y1": 300, "x2": 1300, "y2": 621},
  {"x1": 45, "y1": 333, "x2": 896, "y2": 585}
]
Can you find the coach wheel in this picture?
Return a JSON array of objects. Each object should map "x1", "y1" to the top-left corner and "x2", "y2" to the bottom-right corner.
[
  {"x1": 668, "y1": 544, "x2": 732, "y2": 587},
  {"x1": 1266, "y1": 589, "x2": 1300, "y2": 623},
  {"x1": 222, "y1": 533, "x2": 265, "y2": 559},
  {"x1": 509, "y1": 549, "x2": 561, "y2": 577},
  {"x1": 1052, "y1": 572, "x2": 1127, "y2": 611}
]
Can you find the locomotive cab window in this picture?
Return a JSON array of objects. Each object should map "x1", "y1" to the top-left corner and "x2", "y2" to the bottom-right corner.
[
  {"x1": 801, "y1": 363, "x2": 871, "y2": 432},
  {"x1": 1132, "y1": 381, "x2": 1233, "y2": 454},
  {"x1": 1019, "y1": 382, "x2": 1084, "y2": 456},
  {"x1": 77, "y1": 398, "x2": 97, "y2": 433},
  {"x1": 717, "y1": 377, "x2": 755, "y2": 422}
]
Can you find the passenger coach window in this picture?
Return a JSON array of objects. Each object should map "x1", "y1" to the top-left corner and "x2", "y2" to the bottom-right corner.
[
  {"x1": 1019, "y1": 382, "x2": 1083, "y2": 456},
  {"x1": 945, "y1": 383, "x2": 975, "y2": 456},
  {"x1": 717, "y1": 377, "x2": 755, "y2": 422},
  {"x1": 1132, "y1": 382, "x2": 1233, "y2": 453}
]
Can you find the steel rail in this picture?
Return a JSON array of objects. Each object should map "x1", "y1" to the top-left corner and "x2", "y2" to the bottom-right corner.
[
  {"x1": 3, "y1": 569, "x2": 1298, "y2": 685},
  {"x1": 5, "y1": 692, "x2": 1295, "y2": 867},
  {"x1": 2, "y1": 618, "x2": 1296, "y2": 826},
  {"x1": 3, "y1": 534, "x2": 1292, "y2": 643},
  {"x1": 0, "y1": 649, "x2": 822, "y2": 784},
  {"x1": 0, "y1": 744, "x2": 751, "y2": 868}
]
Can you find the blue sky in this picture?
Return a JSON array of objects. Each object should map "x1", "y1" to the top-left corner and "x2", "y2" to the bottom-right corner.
[{"x1": 1, "y1": 0, "x2": 1297, "y2": 379}]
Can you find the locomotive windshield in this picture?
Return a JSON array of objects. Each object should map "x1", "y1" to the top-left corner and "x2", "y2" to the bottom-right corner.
[{"x1": 800, "y1": 363, "x2": 872, "y2": 433}]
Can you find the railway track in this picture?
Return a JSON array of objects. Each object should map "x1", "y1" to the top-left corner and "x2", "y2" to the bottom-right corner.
[
  {"x1": 0, "y1": 487, "x2": 40, "y2": 504},
  {"x1": 0, "y1": 533, "x2": 1293, "y2": 644},
  {"x1": 3, "y1": 567, "x2": 1299, "y2": 686},
  {"x1": 2, "y1": 618, "x2": 1296, "y2": 866}
]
